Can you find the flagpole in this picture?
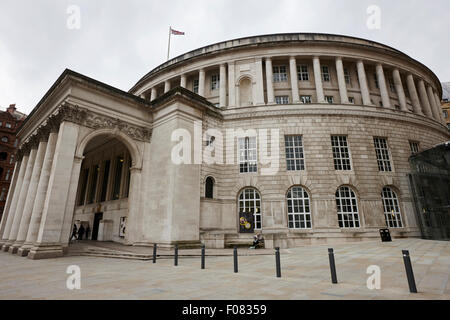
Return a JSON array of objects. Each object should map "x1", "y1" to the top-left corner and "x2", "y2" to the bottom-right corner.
[{"x1": 167, "y1": 26, "x2": 172, "y2": 61}]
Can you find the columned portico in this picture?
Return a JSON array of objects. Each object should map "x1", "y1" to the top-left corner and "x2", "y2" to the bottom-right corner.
[{"x1": 7, "y1": 147, "x2": 37, "y2": 253}]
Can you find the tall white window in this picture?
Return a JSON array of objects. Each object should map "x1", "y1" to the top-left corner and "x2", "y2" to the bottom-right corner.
[
  {"x1": 331, "y1": 136, "x2": 352, "y2": 170},
  {"x1": 239, "y1": 136, "x2": 257, "y2": 173},
  {"x1": 382, "y1": 187, "x2": 403, "y2": 228},
  {"x1": 238, "y1": 188, "x2": 262, "y2": 230},
  {"x1": 322, "y1": 66, "x2": 330, "y2": 82},
  {"x1": 344, "y1": 68, "x2": 351, "y2": 85},
  {"x1": 193, "y1": 79, "x2": 199, "y2": 94},
  {"x1": 287, "y1": 186, "x2": 311, "y2": 229},
  {"x1": 275, "y1": 96, "x2": 289, "y2": 105},
  {"x1": 336, "y1": 186, "x2": 360, "y2": 228},
  {"x1": 273, "y1": 66, "x2": 288, "y2": 82},
  {"x1": 374, "y1": 137, "x2": 392, "y2": 172},
  {"x1": 211, "y1": 74, "x2": 220, "y2": 90},
  {"x1": 285, "y1": 135, "x2": 305, "y2": 171},
  {"x1": 297, "y1": 65, "x2": 309, "y2": 81}
]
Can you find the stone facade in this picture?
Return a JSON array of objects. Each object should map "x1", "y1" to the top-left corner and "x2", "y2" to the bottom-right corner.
[{"x1": 0, "y1": 33, "x2": 449, "y2": 259}]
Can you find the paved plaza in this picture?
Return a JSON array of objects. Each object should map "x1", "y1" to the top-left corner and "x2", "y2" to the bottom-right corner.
[{"x1": 0, "y1": 238, "x2": 449, "y2": 300}]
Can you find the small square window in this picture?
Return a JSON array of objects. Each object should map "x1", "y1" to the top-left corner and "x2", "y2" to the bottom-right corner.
[
  {"x1": 300, "y1": 96, "x2": 312, "y2": 104},
  {"x1": 275, "y1": 96, "x2": 289, "y2": 105},
  {"x1": 325, "y1": 96, "x2": 334, "y2": 104}
]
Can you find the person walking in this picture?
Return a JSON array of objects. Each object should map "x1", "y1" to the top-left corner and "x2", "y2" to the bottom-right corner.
[
  {"x1": 78, "y1": 224, "x2": 85, "y2": 240},
  {"x1": 70, "y1": 224, "x2": 78, "y2": 242}
]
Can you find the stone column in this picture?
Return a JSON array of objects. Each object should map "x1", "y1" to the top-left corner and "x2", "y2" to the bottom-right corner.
[
  {"x1": 335, "y1": 57, "x2": 349, "y2": 104},
  {"x1": 28, "y1": 121, "x2": 80, "y2": 260},
  {"x1": 219, "y1": 64, "x2": 227, "y2": 108},
  {"x1": 289, "y1": 56, "x2": 300, "y2": 103},
  {"x1": 198, "y1": 69, "x2": 205, "y2": 97},
  {"x1": 433, "y1": 91, "x2": 445, "y2": 124},
  {"x1": 228, "y1": 62, "x2": 236, "y2": 107},
  {"x1": 376, "y1": 64, "x2": 391, "y2": 108},
  {"x1": 164, "y1": 80, "x2": 171, "y2": 93},
  {"x1": 19, "y1": 131, "x2": 58, "y2": 256},
  {"x1": 12, "y1": 139, "x2": 48, "y2": 254},
  {"x1": 417, "y1": 79, "x2": 433, "y2": 118},
  {"x1": 180, "y1": 74, "x2": 187, "y2": 88},
  {"x1": 427, "y1": 85, "x2": 441, "y2": 121},
  {"x1": 392, "y1": 69, "x2": 408, "y2": 111},
  {"x1": 0, "y1": 160, "x2": 20, "y2": 241},
  {"x1": 1, "y1": 155, "x2": 29, "y2": 250},
  {"x1": 265, "y1": 57, "x2": 275, "y2": 104},
  {"x1": 356, "y1": 60, "x2": 372, "y2": 106},
  {"x1": 406, "y1": 74, "x2": 422, "y2": 115},
  {"x1": 313, "y1": 56, "x2": 325, "y2": 103},
  {"x1": 7, "y1": 147, "x2": 38, "y2": 253},
  {"x1": 150, "y1": 88, "x2": 157, "y2": 101},
  {"x1": 254, "y1": 58, "x2": 265, "y2": 105}
]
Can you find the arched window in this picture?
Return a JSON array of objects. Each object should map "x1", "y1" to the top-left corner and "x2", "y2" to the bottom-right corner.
[
  {"x1": 238, "y1": 188, "x2": 261, "y2": 230},
  {"x1": 286, "y1": 186, "x2": 311, "y2": 229},
  {"x1": 382, "y1": 187, "x2": 403, "y2": 228},
  {"x1": 205, "y1": 177, "x2": 214, "y2": 199},
  {"x1": 335, "y1": 186, "x2": 360, "y2": 228}
]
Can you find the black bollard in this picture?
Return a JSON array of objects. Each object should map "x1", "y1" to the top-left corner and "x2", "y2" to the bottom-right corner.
[
  {"x1": 275, "y1": 247, "x2": 281, "y2": 278},
  {"x1": 233, "y1": 246, "x2": 238, "y2": 273},
  {"x1": 201, "y1": 245, "x2": 205, "y2": 269},
  {"x1": 328, "y1": 248, "x2": 338, "y2": 284},
  {"x1": 174, "y1": 244, "x2": 178, "y2": 266},
  {"x1": 402, "y1": 250, "x2": 417, "y2": 293},
  {"x1": 153, "y1": 243, "x2": 157, "y2": 263}
]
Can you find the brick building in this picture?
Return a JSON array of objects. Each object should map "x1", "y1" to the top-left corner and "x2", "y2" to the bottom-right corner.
[{"x1": 0, "y1": 104, "x2": 26, "y2": 221}]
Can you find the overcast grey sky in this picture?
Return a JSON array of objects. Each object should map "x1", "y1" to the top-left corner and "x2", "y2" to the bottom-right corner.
[{"x1": 0, "y1": 0, "x2": 449, "y2": 114}]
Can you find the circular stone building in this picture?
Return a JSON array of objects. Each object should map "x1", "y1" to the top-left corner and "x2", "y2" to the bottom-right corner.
[{"x1": 0, "y1": 33, "x2": 449, "y2": 259}]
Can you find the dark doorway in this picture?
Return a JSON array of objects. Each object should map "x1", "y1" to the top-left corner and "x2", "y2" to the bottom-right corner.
[{"x1": 92, "y1": 212, "x2": 103, "y2": 240}]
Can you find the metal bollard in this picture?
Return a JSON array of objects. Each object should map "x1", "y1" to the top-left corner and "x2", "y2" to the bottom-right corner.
[
  {"x1": 174, "y1": 244, "x2": 178, "y2": 266},
  {"x1": 275, "y1": 247, "x2": 281, "y2": 278},
  {"x1": 402, "y1": 250, "x2": 417, "y2": 293},
  {"x1": 153, "y1": 243, "x2": 157, "y2": 263},
  {"x1": 201, "y1": 245, "x2": 205, "y2": 269},
  {"x1": 328, "y1": 248, "x2": 338, "y2": 284},
  {"x1": 233, "y1": 246, "x2": 238, "y2": 273}
]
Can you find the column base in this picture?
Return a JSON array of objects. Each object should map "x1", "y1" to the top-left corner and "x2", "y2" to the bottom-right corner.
[
  {"x1": 8, "y1": 241, "x2": 24, "y2": 254},
  {"x1": 1, "y1": 241, "x2": 13, "y2": 252},
  {"x1": 17, "y1": 242, "x2": 34, "y2": 257},
  {"x1": 28, "y1": 244, "x2": 64, "y2": 260}
]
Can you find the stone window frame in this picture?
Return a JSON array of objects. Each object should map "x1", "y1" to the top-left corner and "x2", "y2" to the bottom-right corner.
[
  {"x1": 344, "y1": 68, "x2": 351, "y2": 85},
  {"x1": 325, "y1": 95, "x2": 334, "y2": 104},
  {"x1": 273, "y1": 65, "x2": 288, "y2": 82},
  {"x1": 238, "y1": 136, "x2": 258, "y2": 174},
  {"x1": 321, "y1": 65, "x2": 330, "y2": 82},
  {"x1": 284, "y1": 135, "x2": 305, "y2": 171},
  {"x1": 297, "y1": 65, "x2": 309, "y2": 81},
  {"x1": 409, "y1": 141, "x2": 420, "y2": 155},
  {"x1": 373, "y1": 137, "x2": 392, "y2": 172},
  {"x1": 286, "y1": 186, "x2": 312, "y2": 229},
  {"x1": 331, "y1": 135, "x2": 352, "y2": 171},
  {"x1": 335, "y1": 185, "x2": 361, "y2": 229},
  {"x1": 238, "y1": 188, "x2": 262, "y2": 230},
  {"x1": 300, "y1": 95, "x2": 312, "y2": 104},
  {"x1": 275, "y1": 96, "x2": 290, "y2": 105},
  {"x1": 211, "y1": 74, "x2": 220, "y2": 91},
  {"x1": 381, "y1": 187, "x2": 404, "y2": 228}
]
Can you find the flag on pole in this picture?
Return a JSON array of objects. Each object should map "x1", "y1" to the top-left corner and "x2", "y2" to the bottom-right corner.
[
  {"x1": 167, "y1": 26, "x2": 185, "y2": 60},
  {"x1": 170, "y1": 28, "x2": 185, "y2": 35}
]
